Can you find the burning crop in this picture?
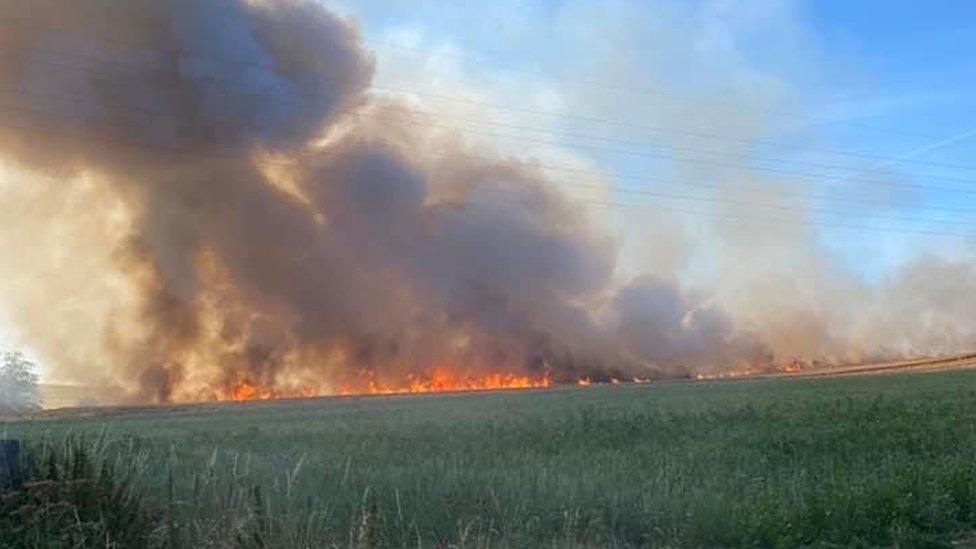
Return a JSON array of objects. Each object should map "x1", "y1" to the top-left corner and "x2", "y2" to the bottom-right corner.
[
  {"x1": 216, "y1": 368, "x2": 552, "y2": 402},
  {"x1": 338, "y1": 368, "x2": 552, "y2": 396}
]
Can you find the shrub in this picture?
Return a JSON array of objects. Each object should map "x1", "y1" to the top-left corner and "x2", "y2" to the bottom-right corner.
[{"x1": 0, "y1": 352, "x2": 41, "y2": 415}]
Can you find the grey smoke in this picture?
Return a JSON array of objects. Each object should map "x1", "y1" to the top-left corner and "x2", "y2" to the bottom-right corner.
[
  {"x1": 0, "y1": 0, "x2": 970, "y2": 402},
  {"x1": 1, "y1": 0, "x2": 750, "y2": 401}
]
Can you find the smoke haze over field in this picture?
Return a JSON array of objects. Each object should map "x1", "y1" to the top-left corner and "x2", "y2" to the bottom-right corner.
[{"x1": 0, "y1": 0, "x2": 974, "y2": 402}]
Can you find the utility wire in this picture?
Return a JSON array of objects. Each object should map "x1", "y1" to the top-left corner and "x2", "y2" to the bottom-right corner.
[
  {"x1": 1, "y1": 46, "x2": 975, "y2": 186},
  {"x1": 1, "y1": 106, "x2": 975, "y2": 238},
  {"x1": 372, "y1": 88, "x2": 976, "y2": 172},
  {"x1": 487, "y1": 181, "x2": 975, "y2": 228},
  {"x1": 2, "y1": 95, "x2": 976, "y2": 219},
  {"x1": 361, "y1": 37, "x2": 952, "y2": 141},
  {"x1": 578, "y1": 203, "x2": 976, "y2": 239},
  {"x1": 825, "y1": 127, "x2": 976, "y2": 187},
  {"x1": 2, "y1": 87, "x2": 976, "y2": 221},
  {"x1": 0, "y1": 17, "x2": 974, "y2": 170},
  {"x1": 472, "y1": 195, "x2": 976, "y2": 239},
  {"x1": 3, "y1": 80, "x2": 976, "y2": 196},
  {"x1": 0, "y1": 13, "x2": 951, "y2": 142}
]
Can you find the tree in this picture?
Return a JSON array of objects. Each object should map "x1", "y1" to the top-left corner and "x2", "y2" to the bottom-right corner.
[{"x1": 0, "y1": 351, "x2": 40, "y2": 414}]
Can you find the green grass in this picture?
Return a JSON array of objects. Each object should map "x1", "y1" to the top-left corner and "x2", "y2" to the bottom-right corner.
[
  {"x1": 1, "y1": 437, "x2": 161, "y2": 547},
  {"x1": 5, "y1": 370, "x2": 976, "y2": 547}
]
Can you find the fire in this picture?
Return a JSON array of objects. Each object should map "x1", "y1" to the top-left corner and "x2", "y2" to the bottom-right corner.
[
  {"x1": 693, "y1": 360, "x2": 803, "y2": 381},
  {"x1": 779, "y1": 359, "x2": 803, "y2": 374},
  {"x1": 693, "y1": 369, "x2": 759, "y2": 381},
  {"x1": 218, "y1": 369, "x2": 551, "y2": 402},
  {"x1": 219, "y1": 368, "x2": 670, "y2": 402},
  {"x1": 227, "y1": 380, "x2": 275, "y2": 401},
  {"x1": 222, "y1": 379, "x2": 319, "y2": 402},
  {"x1": 338, "y1": 368, "x2": 552, "y2": 396}
]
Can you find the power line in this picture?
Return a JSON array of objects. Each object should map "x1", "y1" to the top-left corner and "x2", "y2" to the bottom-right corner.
[
  {"x1": 475, "y1": 195, "x2": 976, "y2": 239},
  {"x1": 361, "y1": 37, "x2": 952, "y2": 141},
  {"x1": 489, "y1": 181, "x2": 975, "y2": 229},
  {"x1": 371, "y1": 88, "x2": 976, "y2": 172},
  {"x1": 7, "y1": 48, "x2": 958, "y2": 182},
  {"x1": 0, "y1": 12, "x2": 952, "y2": 142},
  {"x1": 0, "y1": 15, "x2": 973, "y2": 167},
  {"x1": 4, "y1": 80, "x2": 976, "y2": 197},
  {"x1": 365, "y1": 107, "x2": 976, "y2": 186},
  {"x1": 1, "y1": 105, "x2": 974, "y2": 239},
  {"x1": 2, "y1": 43, "x2": 975, "y2": 186},
  {"x1": 4, "y1": 99, "x2": 974, "y2": 225},
  {"x1": 0, "y1": 91, "x2": 976, "y2": 223},
  {"x1": 823, "y1": 127, "x2": 976, "y2": 187},
  {"x1": 434, "y1": 148, "x2": 976, "y2": 216},
  {"x1": 0, "y1": 71, "x2": 949, "y2": 186},
  {"x1": 363, "y1": 112, "x2": 976, "y2": 192}
]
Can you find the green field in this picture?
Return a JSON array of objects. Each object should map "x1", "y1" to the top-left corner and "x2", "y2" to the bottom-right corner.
[{"x1": 5, "y1": 370, "x2": 976, "y2": 547}]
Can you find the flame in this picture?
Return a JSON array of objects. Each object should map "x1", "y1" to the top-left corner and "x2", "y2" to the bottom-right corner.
[
  {"x1": 779, "y1": 359, "x2": 803, "y2": 374},
  {"x1": 221, "y1": 379, "x2": 319, "y2": 402},
  {"x1": 338, "y1": 368, "x2": 552, "y2": 396},
  {"x1": 227, "y1": 380, "x2": 274, "y2": 401},
  {"x1": 693, "y1": 361, "x2": 803, "y2": 381},
  {"x1": 219, "y1": 368, "x2": 677, "y2": 402},
  {"x1": 693, "y1": 368, "x2": 759, "y2": 381},
  {"x1": 218, "y1": 369, "x2": 550, "y2": 402}
]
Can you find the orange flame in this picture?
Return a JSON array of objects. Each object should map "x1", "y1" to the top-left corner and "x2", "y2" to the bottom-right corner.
[
  {"x1": 779, "y1": 359, "x2": 803, "y2": 374},
  {"x1": 219, "y1": 370, "x2": 551, "y2": 402},
  {"x1": 227, "y1": 379, "x2": 274, "y2": 401},
  {"x1": 339, "y1": 368, "x2": 551, "y2": 396},
  {"x1": 219, "y1": 368, "x2": 672, "y2": 402},
  {"x1": 221, "y1": 379, "x2": 319, "y2": 402}
]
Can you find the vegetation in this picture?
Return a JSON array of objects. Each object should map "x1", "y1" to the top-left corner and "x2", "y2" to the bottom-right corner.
[
  {"x1": 5, "y1": 370, "x2": 976, "y2": 547},
  {"x1": 0, "y1": 352, "x2": 40, "y2": 415},
  {"x1": 0, "y1": 437, "x2": 160, "y2": 547}
]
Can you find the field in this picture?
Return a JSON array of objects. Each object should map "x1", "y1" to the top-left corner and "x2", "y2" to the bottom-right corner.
[{"x1": 6, "y1": 369, "x2": 976, "y2": 547}]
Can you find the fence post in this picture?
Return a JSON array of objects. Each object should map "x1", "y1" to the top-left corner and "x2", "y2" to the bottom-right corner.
[{"x1": 0, "y1": 440, "x2": 21, "y2": 489}]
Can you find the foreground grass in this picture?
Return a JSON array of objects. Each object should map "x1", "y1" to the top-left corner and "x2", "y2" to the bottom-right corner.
[
  {"x1": 5, "y1": 370, "x2": 976, "y2": 547},
  {"x1": 1, "y1": 437, "x2": 161, "y2": 547}
]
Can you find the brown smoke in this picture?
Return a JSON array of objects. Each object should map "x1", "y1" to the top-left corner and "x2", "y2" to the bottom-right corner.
[{"x1": 0, "y1": 0, "x2": 972, "y2": 402}]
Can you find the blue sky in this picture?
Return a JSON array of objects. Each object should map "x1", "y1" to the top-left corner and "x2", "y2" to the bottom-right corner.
[
  {"x1": 321, "y1": 0, "x2": 976, "y2": 284},
  {"x1": 799, "y1": 0, "x2": 976, "y2": 275}
]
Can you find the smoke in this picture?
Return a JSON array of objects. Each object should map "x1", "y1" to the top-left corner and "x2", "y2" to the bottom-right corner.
[{"x1": 0, "y1": 0, "x2": 972, "y2": 402}]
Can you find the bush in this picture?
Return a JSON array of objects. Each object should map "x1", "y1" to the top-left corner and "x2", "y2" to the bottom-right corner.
[{"x1": 0, "y1": 352, "x2": 41, "y2": 415}]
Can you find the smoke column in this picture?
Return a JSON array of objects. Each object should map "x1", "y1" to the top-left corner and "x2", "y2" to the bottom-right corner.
[{"x1": 0, "y1": 0, "x2": 973, "y2": 402}]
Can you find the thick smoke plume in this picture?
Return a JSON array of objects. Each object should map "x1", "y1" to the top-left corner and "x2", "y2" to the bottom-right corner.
[{"x1": 0, "y1": 0, "x2": 973, "y2": 402}]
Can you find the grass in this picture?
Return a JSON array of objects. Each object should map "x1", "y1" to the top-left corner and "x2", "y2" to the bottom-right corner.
[
  {"x1": 0, "y1": 436, "x2": 160, "y2": 547},
  {"x1": 5, "y1": 370, "x2": 976, "y2": 547}
]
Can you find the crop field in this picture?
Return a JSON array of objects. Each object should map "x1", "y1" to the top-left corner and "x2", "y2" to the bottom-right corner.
[{"x1": 6, "y1": 369, "x2": 976, "y2": 547}]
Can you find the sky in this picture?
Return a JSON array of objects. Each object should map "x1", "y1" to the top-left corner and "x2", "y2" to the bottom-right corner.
[
  {"x1": 3, "y1": 0, "x2": 976, "y2": 382},
  {"x1": 318, "y1": 1, "x2": 976, "y2": 289}
]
